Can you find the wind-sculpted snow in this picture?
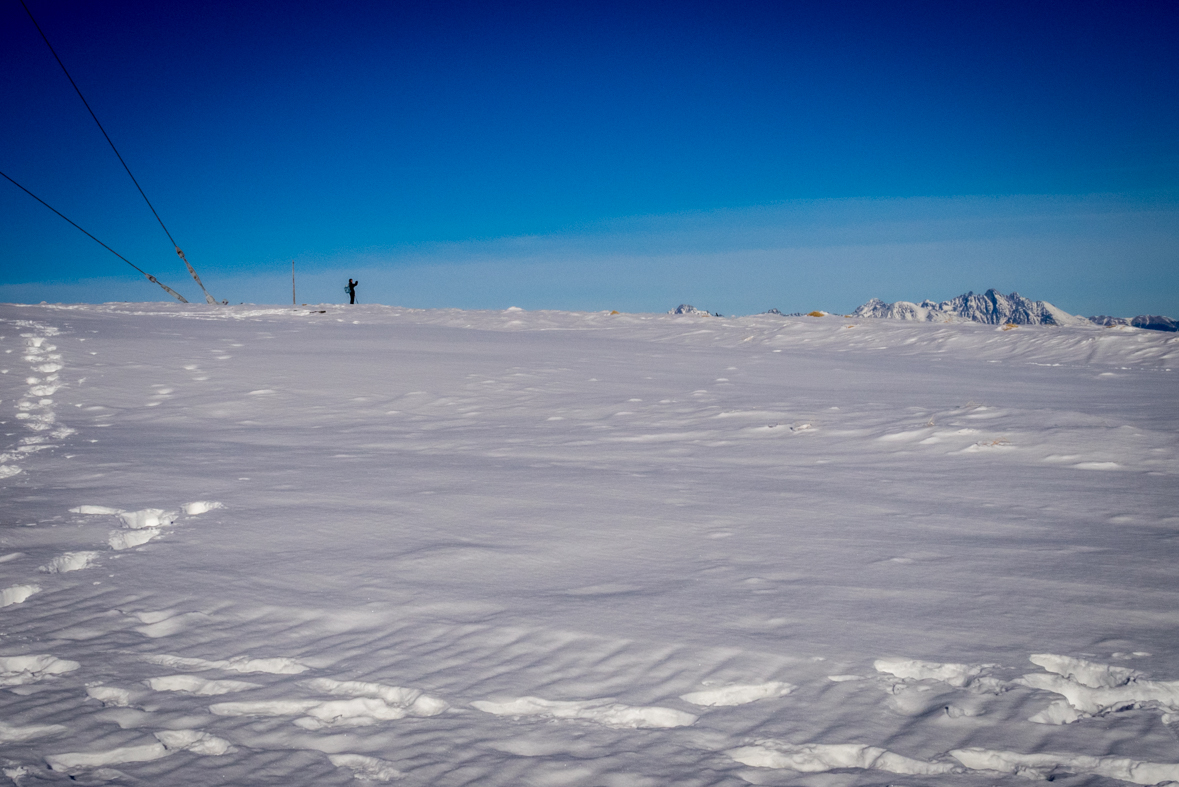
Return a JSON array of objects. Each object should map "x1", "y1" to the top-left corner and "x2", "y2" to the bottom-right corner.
[{"x1": 0, "y1": 302, "x2": 1176, "y2": 785}]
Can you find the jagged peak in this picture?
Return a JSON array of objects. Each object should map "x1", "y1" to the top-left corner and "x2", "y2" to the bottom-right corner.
[{"x1": 853, "y1": 290, "x2": 1088, "y2": 326}]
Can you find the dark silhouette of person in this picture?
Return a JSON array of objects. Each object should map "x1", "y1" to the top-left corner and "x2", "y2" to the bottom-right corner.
[{"x1": 347, "y1": 278, "x2": 358, "y2": 304}]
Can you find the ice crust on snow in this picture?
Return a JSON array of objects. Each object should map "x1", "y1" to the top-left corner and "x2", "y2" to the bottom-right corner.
[
  {"x1": 108, "y1": 528, "x2": 161, "y2": 550},
  {"x1": 1030, "y1": 652, "x2": 1143, "y2": 688},
  {"x1": 328, "y1": 753, "x2": 405, "y2": 781},
  {"x1": 728, "y1": 741, "x2": 957, "y2": 775},
  {"x1": 1017, "y1": 670, "x2": 1179, "y2": 717},
  {"x1": 471, "y1": 696, "x2": 698, "y2": 728},
  {"x1": 182, "y1": 500, "x2": 223, "y2": 515},
  {"x1": 74, "y1": 502, "x2": 220, "y2": 550},
  {"x1": 146, "y1": 674, "x2": 263, "y2": 695},
  {"x1": 119, "y1": 508, "x2": 179, "y2": 529},
  {"x1": 1, "y1": 302, "x2": 1177, "y2": 785},
  {"x1": 142, "y1": 653, "x2": 309, "y2": 674},
  {"x1": 211, "y1": 695, "x2": 446, "y2": 729},
  {"x1": 209, "y1": 676, "x2": 447, "y2": 730},
  {"x1": 38, "y1": 550, "x2": 100, "y2": 573},
  {"x1": 949, "y1": 748, "x2": 1179, "y2": 785},
  {"x1": 303, "y1": 677, "x2": 450, "y2": 716},
  {"x1": 874, "y1": 657, "x2": 990, "y2": 688},
  {"x1": 0, "y1": 584, "x2": 41, "y2": 607},
  {"x1": 45, "y1": 730, "x2": 232, "y2": 774},
  {"x1": 0, "y1": 721, "x2": 67, "y2": 743},
  {"x1": 0, "y1": 654, "x2": 80, "y2": 686},
  {"x1": 86, "y1": 685, "x2": 132, "y2": 707},
  {"x1": 679, "y1": 680, "x2": 795, "y2": 706},
  {"x1": 69, "y1": 505, "x2": 124, "y2": 515}
]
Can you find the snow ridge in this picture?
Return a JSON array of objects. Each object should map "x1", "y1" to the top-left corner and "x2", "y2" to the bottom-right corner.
[{"x1": 854, "y1": 289, "x2": 1088, "y2": 326}]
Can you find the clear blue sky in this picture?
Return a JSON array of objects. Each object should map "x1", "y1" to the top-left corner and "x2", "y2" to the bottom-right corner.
[{"x1": 2, "y1": 0, "x2": 1177, "y2": 315}]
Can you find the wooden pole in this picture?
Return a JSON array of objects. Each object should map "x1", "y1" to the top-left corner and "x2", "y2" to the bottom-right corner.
[{"x1": 291, "y1": 261, "x2": 296, "y2": 306}]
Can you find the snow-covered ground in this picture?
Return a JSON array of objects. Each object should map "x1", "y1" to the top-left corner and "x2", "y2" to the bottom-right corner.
[{"x1": 1, "y1": 302, "x2": 1177, "y2": 786}]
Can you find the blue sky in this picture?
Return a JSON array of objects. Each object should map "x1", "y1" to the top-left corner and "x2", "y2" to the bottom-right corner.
[{"x1": 2, "y1": 0, "x2": 1177, "y2": 315}]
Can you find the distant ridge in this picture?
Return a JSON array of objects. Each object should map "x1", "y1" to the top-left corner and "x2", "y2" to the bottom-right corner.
[
  {"x1": 1090, "y1": 314, "x2": 1178, "y2": 332},
  {"x1": 853, "y1": 289, "x2": 1088, "y2": 326},
  {"x1": 668, "y1": 304, "x2": 712, "y2": 316}
]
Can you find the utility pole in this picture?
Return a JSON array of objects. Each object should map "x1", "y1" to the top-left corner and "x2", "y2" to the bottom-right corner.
[{"x1": 291, "y1": 261, "x2": 296, "y2": 306}]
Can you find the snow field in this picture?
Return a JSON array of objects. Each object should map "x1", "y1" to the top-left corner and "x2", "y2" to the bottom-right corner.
[{"x1": 0, "y1": 303, "x2": 1177, "y2": 785}]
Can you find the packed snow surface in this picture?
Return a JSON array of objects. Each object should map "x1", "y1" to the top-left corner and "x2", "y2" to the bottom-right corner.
[{"x1": 1, "y1": 302, "x2": 1177, "y2": 786}]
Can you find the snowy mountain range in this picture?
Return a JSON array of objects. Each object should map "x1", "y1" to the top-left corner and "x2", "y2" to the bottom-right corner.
[
  {"x1": 853, "y1": 289, "x2": 1090, "y2": 326},
  {"x1": 671, "y1": 292, "x2": 1176, "y2": 331},
  {"x1": 1090, "y1": 314, "x2": 1178, "y2": 332},
  {"x1": 668, "y1": 304, "x2": 713, "y2": 316}
]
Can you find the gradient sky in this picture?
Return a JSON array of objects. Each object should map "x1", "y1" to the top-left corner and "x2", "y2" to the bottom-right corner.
[{"x1": 2, "y1": 0, "x2": 1177, "y2": 315}]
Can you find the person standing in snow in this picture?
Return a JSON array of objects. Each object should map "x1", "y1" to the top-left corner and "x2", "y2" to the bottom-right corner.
[{"x1": 347, "y1": 278, "x2": 358, "y2": 304}]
